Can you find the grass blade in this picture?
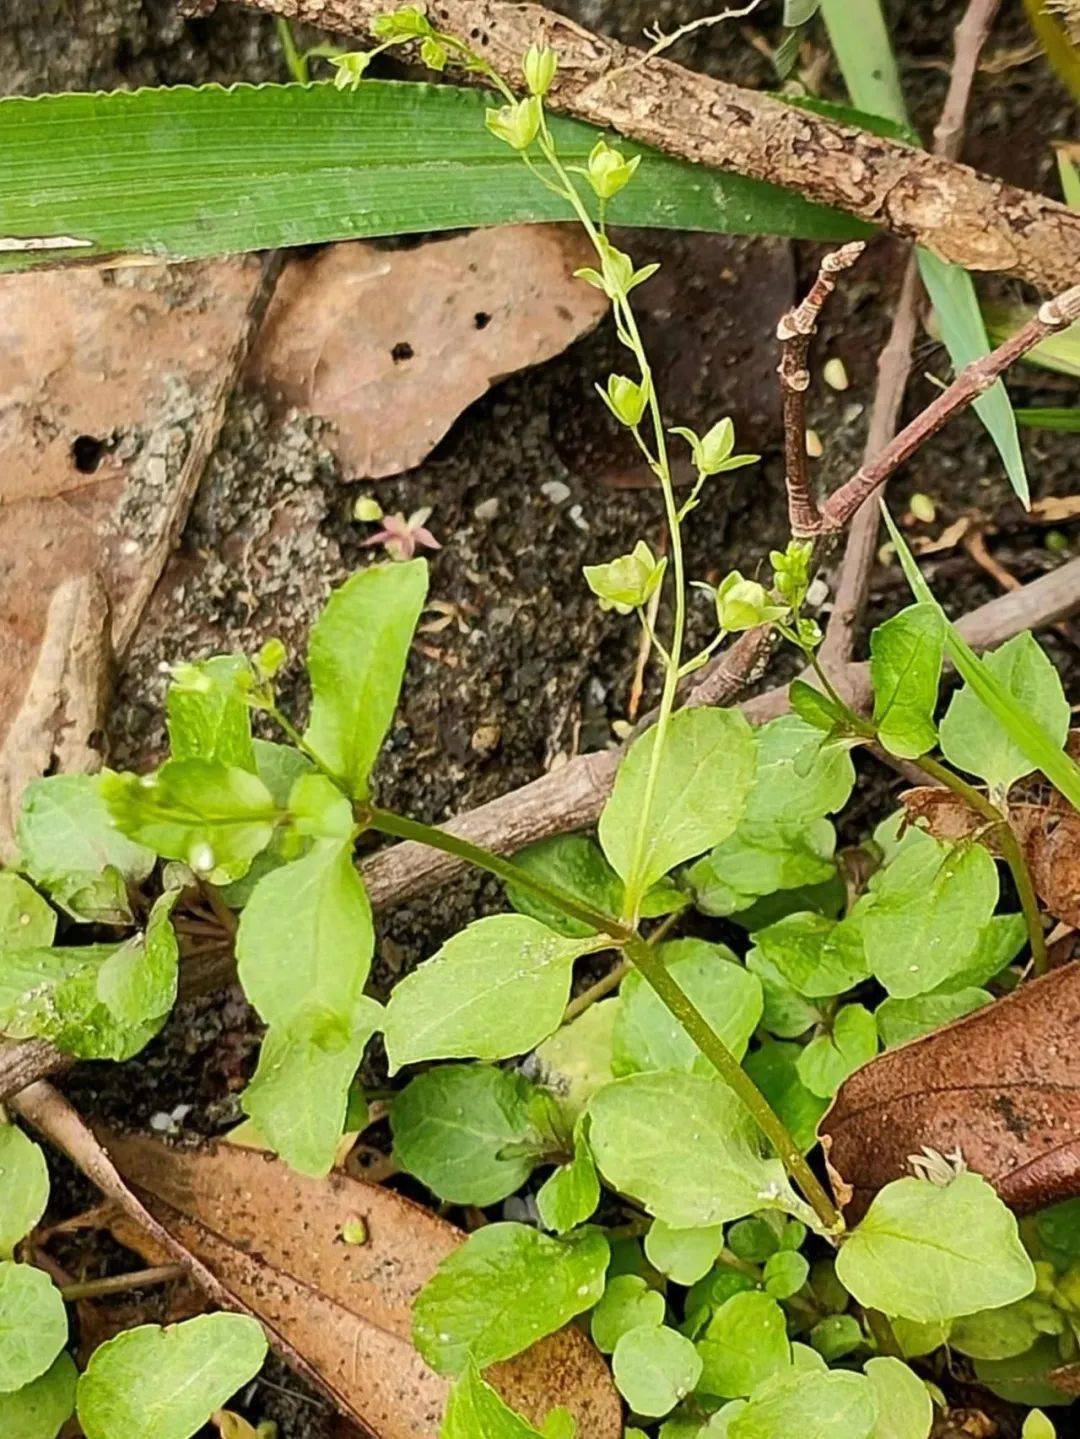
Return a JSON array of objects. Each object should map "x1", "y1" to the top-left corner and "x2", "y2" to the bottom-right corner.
[
  {"x1": 1014, "y1": 407, "x2": 1080, "y2": 432},
  {"x1": 818, "y1": 0, "x2": 1029, "y2": 506},
  {"x1": 917, "y1": 251, "x2": 1029, "y2": 506},
  {"x1": 0, "y1": 80, "x2": 867, "y2": 275},
  {"x1": 881, "y1": 502, "x2": 1080, "y2": 812}
]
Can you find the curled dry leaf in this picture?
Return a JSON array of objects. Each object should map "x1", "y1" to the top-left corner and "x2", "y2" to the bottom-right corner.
[
  {"x1": 822, "y1": 962, "x2": 1080, "y2": 1219},
  {"x1": 99, "y1": 1132, "x2": 621, "y2": 1439},
  {"x1": 248, "y1": 226, "x2": 607, "y2": 480}
]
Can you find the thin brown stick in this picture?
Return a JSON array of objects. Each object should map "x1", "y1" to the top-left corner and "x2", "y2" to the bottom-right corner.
[
  {"x1": 60, "y1": 1264, "x2": 187, "y2": 1302},
  {"x1": 818, "y1": 0, "x2": 1001, "y2": 668},
  {"x1": 229, "y1": 0, "x2": 1080, "y2": 294},
  {"x1": 777, "y1": 242, "x2": 867, "y2": 536},
  {"x1": 817, "y1": 256, "x2": 923, "y2": 668},
  {"x1": 963, "y1": 529, "x2": 1078, "y2": 645},
  {"x1": 822, "y1": 286, "x2": 1080, "y2": 529},
  {"x1": 934, "y1": 0, "x2": 1004, "y2": 163}
]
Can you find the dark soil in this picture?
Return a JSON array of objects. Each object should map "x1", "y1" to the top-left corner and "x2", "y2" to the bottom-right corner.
[{"x1": 5, "y1": 1, "x2": 1079, "y2": 1435}]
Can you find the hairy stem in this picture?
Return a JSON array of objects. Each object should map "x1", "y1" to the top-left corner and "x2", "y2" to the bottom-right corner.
[
  {"x1": 364, "y1": 807, "x2": 631, "y2": 942},
  {"x1": 915, "y1": 754, "x2": 1048, "y2": 974},
  {"x1": 624, "y1": 933, "x2": 845, "y2": 1235}
]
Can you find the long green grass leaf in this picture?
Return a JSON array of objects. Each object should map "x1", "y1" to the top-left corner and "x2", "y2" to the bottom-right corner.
[
  {"x1": 0, "y1": 80, "x2": 866, "y2": 275},
  {"x1": 881, "y1": 503, "x2": 1080, "y2": 812},
  {"x1": 818, "y1": 0, "x2": 1029, "y2": 506},
  {"x1": 1014, "y1": 407, "x2": 1080, "y2": 432}
]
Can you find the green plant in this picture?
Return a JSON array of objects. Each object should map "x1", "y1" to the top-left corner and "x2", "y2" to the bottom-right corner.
[{"x1": 1, "y1": 14, "x2": 1078, "y2": 1438}]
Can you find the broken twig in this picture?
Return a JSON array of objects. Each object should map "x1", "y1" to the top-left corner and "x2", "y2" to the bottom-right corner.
[{"x1": 777, "y1": 241, "x2": 866, "y2": 536}]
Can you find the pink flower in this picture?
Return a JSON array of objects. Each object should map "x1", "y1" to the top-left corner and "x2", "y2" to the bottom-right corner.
[{"x1": 361, "y1": 506, "x2": 441, "y2": 562}]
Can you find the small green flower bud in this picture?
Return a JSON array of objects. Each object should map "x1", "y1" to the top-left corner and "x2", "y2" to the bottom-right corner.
[
  {"x1": 372, "y1": 7, "x2": 434, "y2": 39},
  {"x1": 575, "y1": 237, "x2": 658, "y2": 301},
  {"x1": 584, "y1": 540, "x2": 667, "y2": 614},
  {"x1": 598, "y1": 373, "x2": 650, "y2": 428},
  {"x1": 341, "y1": 1216, "x2": 369, "y2": 1245},
  {"x1": 256, "y1": 637, "x2": 287, "y2": 679},
  {"x1": 523, "y1": 43, "x2": 558, "y2": 96},
  {"x1": 586, "y1": 138, "x2": 641, "y2": 200},
  {"x1": 485, "y1": 95, "x2": 542, "y2": 151},
  {"x1": 420, "y1": 35, "x2": 448, "y2": 69},
  {"x1": 672, "y1": 417, "x2": 759, "y2": 477},
  {"x1": 329, "y1": 51, "x2": 372, "y2": 90},
  {"x1": 353, "y1": 495, "x2": 384, "y2": 523},
  {"x1": 715, "y1": 571, "x2": 788, "y2": 632},
  {"x1": 909, "y1": 492, "x2": 936, "y2": 524},
  {"x1": 770, "y1": 538, "x2": 813, "y2": 609},
  {"x1": 795, "y1": 615, "x2": 823, "y2": 649}
]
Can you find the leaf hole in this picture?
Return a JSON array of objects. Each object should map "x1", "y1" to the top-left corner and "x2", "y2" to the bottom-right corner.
[{"x1": 391, "y1": 341, "x2": 415, "y2": 363}]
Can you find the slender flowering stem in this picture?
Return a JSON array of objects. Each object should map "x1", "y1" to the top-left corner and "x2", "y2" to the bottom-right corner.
[
  {"x1": 364, "y1": 807, "x2": 632, "y2": 942},
  {"x1": 625, "y1": 934, "x2": 845, "y2": 1235}
]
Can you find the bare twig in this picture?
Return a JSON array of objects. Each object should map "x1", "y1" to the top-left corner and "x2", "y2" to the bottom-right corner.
[
  {"x1": 59, "y1": 1264, "x2": 187, "y2": 1302},
  {"x1": 817, "y1": 255, "x2": 923, "y2": 669},
  {"x1": 10, "y1": 1084, "x2": 223, "y2": 1299},
  {"x1": 822, "y1": 287, "x2": 1080, "y2": 529},
  {"x1": 963, "y1": 529, "x2": 1078, "y2": 645},
  {"x1": 637, "y1": 1, "x2": 764, "y2": 65},
  {"x1": 233, "y1": 0, "x2": 1080, "y2": 293},
  {"x1": 818, "y1": 0, "x2": 1002, "y2": 667},
  {"x1": 934, "y1": 0, "x2": 1004, "y2": 162},
  {"x1": 777, "y1": 242, "x2": 867, "y2": 535}
]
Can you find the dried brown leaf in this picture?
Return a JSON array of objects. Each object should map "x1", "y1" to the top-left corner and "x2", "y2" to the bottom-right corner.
[
  {"x1": 0, "y1": 257, "x2": 274, "y2": 835},
  {"x1": 100, "y1": 1132, "x2": 621, "y2": 1439},
  {"x1": 822, "y1": 962, "x2": 1080, "y2": 1218},
  {"x1": 248, "y1": 227, "x2": 607, "y2": 480}
]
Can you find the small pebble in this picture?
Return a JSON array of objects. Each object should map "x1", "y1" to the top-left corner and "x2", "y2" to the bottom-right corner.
[
  {"x1": 540, "y1": 479, "x2": 571, "y2": 505},
  {"x1": 909, "y1": 492, "x2": 936, "y2": 523},
  {"x1": 474, "y1": 497, "x2": 500, "y2": 521},
  {"x1": 823, "y1": 357, "x2": 850, "y2": 391},
  {"x1": 806, "y1": 577, "x2": 830, "y2": 608},
  {"x1": 470, "y1": 724, "x2": 501, "y2": 755}
]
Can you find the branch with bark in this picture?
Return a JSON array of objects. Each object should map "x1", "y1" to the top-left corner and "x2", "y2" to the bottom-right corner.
[
  {"x1": 819, "y1": 0, "x2": 1004, "y2": 671},
  {"x1": 777, "y1": 241, "x2": 866, "y2": 536},
  {"x1": 820, "y1": 285, "x2": 1080, "y2": 530},
  {"x1": 231, "y1": 0, "x2": 1080, "y2": 293}
]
